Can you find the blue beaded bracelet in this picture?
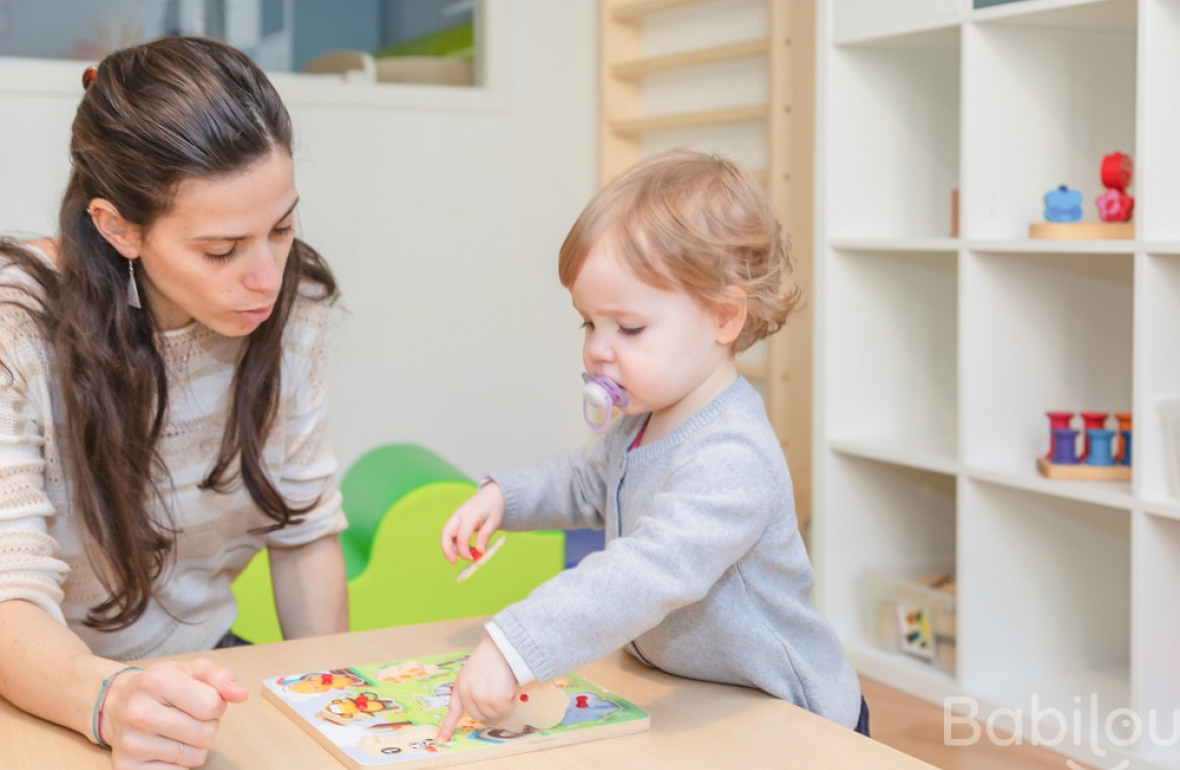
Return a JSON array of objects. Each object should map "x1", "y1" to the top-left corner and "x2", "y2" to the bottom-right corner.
[{"x1": 90, "y1": 666, "x2": 142, "y2": 748}]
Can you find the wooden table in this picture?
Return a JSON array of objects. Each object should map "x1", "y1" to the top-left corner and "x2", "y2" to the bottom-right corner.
[{"x1": 0, "y1": 618, "x2": 937, "y2": 769}]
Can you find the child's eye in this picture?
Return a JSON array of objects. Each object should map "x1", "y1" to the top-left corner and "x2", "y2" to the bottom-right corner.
[
  {"x1": 273, "y1": 224, "x2": 295, "y2": 236},
  {"x1": 619, "y1": 326, "x2": 644, "y2": 336},
  {"x1": 580, "y1": 321, "x2": 594, "y2": 331}
]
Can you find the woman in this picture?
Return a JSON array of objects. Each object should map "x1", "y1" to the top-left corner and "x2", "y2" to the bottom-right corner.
[{"x1": 0, "y1": 36, "x2": 348, "y2": 767}]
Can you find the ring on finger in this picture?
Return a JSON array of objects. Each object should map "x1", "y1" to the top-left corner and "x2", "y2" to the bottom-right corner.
[{"x1": 175, "y1": 741, "x2": 186, "y2": 765}]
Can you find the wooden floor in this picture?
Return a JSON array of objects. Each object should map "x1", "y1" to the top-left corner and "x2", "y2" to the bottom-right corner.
[{"x1": 862, "y1": 677, "x2": 1089, "y2": 770}]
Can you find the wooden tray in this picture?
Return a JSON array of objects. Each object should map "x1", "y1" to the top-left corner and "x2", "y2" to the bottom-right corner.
[
  {"x1": 1028, "y1": 221, "x2": 1134, "y2": 239},
  {"x1": 1036, "y1": 456, "x2": 1131, "y2": 481}
]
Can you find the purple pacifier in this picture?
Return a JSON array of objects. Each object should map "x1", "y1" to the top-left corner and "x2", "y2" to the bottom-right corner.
[{"x1": 581, "y1": 373, "x2": 628, "y2": 431}]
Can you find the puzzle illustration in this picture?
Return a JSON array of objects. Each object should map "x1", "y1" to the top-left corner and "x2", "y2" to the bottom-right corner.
[{"x1": 262, "y1": 651, "x2": 651, "y2": 768}]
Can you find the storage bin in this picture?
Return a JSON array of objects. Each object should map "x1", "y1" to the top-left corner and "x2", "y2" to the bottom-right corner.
[{"x1": 863, "y1": 562, "x2": 957, "y2": 675}]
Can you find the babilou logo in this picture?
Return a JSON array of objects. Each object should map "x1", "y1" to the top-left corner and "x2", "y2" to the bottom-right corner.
[{"x1": 945, "y1": 694, "x2": 1180, "y2": 769}]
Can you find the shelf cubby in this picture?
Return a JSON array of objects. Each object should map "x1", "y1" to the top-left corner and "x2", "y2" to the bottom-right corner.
[
  {"x1": 818, "y1": 454, "x2": 956, "y2": 646},
  {"x1": 958, "y1": 480, "x2": 1130, "y2": 723},
  {"x1": 824, "y1": 34, "x2": 959, "y2": 240},
  {"x1": 1134, "y1": 254, "x2": 1180, "y2": 507},
  {"x1": 832, "y1": 0, "x2": 961, "y2": 45},
  {"x1": 961, "y1": 0, "x2": 1137, "y2": 240},
  {"x1": 825, "y1": 249, "x2": 958, "y2": 465},
  {"x1": 1140, "y1": 0, "x2": 1180, "y2": 241},
  {"x1": 961, "y1": 250, "x2": 1132, "y2": 485},
  {"x1": 1133, "y1": 511, "x2": 1180, "y2": 768}
]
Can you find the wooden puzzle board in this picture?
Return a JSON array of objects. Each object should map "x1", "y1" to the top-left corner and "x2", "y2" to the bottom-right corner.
[{"x1": 262, "y1": 651, "x2": 650, "y2": 768}]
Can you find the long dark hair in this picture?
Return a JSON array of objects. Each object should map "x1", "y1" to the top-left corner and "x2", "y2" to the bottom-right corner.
[{"x1": 0, "y1": 36, "x2": 337, "y2": 630}]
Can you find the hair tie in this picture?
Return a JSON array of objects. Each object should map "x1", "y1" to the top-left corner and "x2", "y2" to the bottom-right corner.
[{"x1": 82, "y1": 65, "x2": 98, "y2": 90}]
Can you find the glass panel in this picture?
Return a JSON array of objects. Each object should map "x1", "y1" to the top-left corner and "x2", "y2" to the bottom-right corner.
[{"x1": 0, "y1": 0, "x2": 479, "y2": 86}]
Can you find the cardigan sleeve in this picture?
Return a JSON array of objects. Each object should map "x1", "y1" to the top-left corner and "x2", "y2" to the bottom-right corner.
[
  {"x1": 491, "y1": 434, "x2": 779, "y2": 683},
  {"x1": 490, "y1": 418, "x2": 633, "y2": 533}
]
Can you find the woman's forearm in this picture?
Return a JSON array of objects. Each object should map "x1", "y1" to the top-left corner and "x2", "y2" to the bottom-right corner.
[
  {"x1": 0, "y1": 598, "x2": 121, "y2": 741},
  {"x1": 268, "y1": 534, "x2": 348, "y2": 639}
]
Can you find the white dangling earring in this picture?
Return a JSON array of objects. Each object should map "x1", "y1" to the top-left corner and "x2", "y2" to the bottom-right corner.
[{"x1": 127, "y1": 259, "x2": 142, "y2": 309}]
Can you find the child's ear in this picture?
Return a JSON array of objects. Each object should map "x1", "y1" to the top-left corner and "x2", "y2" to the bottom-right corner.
[
  {"x1": 87, "y1": 198, "x2": 143, "y2": 260},
  {"x1": 714, "y1": 286, "x2": 748, "y2": 346}
]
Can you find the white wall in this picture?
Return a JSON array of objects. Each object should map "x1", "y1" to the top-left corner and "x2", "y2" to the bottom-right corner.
[{"x1": 0, "y1": 0, "x2": 599, "y2": 480}]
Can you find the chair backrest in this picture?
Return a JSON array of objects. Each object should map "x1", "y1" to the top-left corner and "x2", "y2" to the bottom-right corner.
[{"x1": 230, "y1": 443, "x2": 565, "y2": 643}]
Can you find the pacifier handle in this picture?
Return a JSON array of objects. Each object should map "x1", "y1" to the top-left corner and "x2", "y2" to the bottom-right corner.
[{"x1": 581, "y1": 373, "x2": 627, "y2": 431}]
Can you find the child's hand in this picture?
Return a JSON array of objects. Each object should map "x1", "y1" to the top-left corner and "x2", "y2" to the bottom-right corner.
[
  {"x1": 440, "y1": 482, "x2": 505, "y2": 564},
  {"x1": 436, "y1": 636, "x2": 518, "y2": 743}
]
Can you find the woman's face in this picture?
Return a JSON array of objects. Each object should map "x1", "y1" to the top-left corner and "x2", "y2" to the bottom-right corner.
[{"x1": 134, "y1": 150, "x2": 298, "y2": 335}]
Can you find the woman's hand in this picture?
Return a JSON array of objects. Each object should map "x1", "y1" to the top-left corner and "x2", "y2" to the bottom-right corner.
[
  {"x1": 102, "y1": 659, "x2": 248, "y2": 768},
  {"x1": 435, "y1": 635, "x2": 518, "y2": 743},
  {"x1": 440, "y1": 483, "x2": 506, "y2": 564}
]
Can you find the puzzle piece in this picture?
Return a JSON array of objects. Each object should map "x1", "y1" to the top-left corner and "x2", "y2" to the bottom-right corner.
[
  {"x1": 456, "y1": 535, "x2": 506, "y2": 582},
  {"x1": 486, "y1": 680, "x2": 568, "y2": 733},
  {"x1": 562, "y1": 692, "x2": 621, "y2": 725}
]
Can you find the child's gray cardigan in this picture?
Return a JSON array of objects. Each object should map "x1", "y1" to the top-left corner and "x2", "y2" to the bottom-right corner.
[{"x1": 490, "y1": 377, "x2": 862, "y2": 729}]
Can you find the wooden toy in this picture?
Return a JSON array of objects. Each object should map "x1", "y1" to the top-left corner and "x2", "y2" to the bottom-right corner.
[
  {"x1": 1049, "y1": 427, "x2": 1079, "y2": 464},
  {"x1": 486, "y1": 680, "x2": 569, "y2": 733},
  {"x1": 455, "y1": 535, "x2": 506, "y2": 583},
  {"x1": 1042, "y1": 184, "x2": 1083, "y2": 222},
  {"x1": 1113, "y1": 412, "x2": 1133, "y2": 465},
  {"x1": 1029, "y1": 152, "x2": 1135, "y2": 239},
  {"x1": 1097, "y1": 151, "x2": 1134, "y2": 222},
  {"x1": 1037, "y1": 455, "x2": 1130, "y2": 480},
  {"x1": 1078, "y1": 410, "x2": 1109, "y2": 461},
  {"x1": 1037, "y1": 410, "x2": 1131, "y2": 481},
  {"x1": 898, "y1": 607, "x2": 933, "y2": 660},
  {"x1": 1043, "y1": 411, "x2": 1074, "y2": 459},
  {"x1": 263, "y1": 651, "x2": 650, "y2": 769},
  {"x1": 1029, "y1": 220, "x2": 1133, "y2": 238},
  {"x1": 882, "y1": 574, "x2": 956, "y2": 667}
]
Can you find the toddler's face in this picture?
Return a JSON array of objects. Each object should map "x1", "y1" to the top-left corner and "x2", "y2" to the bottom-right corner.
[{"x1": 570, "y1": 240, "x2": 736, "y2": 436}]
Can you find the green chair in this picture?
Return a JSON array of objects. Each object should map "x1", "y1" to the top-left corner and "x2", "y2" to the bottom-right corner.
[{"x1": 230, "y1": 444, "x2": 565, "y2": 643}]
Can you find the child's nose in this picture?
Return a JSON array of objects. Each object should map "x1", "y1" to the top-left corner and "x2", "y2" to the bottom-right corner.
[{"x1": 584, "y1": 333, "x2": 614, "y2": 364}]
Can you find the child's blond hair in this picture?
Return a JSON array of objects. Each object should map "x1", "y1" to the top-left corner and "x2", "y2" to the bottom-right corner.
[{"x1": 558, "y1": 149, "x2": 799, "y2": 352}]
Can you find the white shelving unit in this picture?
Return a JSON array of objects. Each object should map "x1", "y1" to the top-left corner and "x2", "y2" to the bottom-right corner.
[{"x1": 814, "y1": 1, "x2": 1180, "y2": 767}]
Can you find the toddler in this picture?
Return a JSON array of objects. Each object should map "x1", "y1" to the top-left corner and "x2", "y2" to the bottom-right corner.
[{"x1": 438, "y1": 149, "x2": 866, "y2": 741}]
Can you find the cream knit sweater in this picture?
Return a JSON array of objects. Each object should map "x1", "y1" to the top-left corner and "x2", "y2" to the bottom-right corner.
[{"x1": 0, "y1": 253, "x2": 346, "y2": 661}]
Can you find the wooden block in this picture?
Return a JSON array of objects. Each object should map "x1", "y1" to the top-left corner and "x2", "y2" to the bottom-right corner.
[
  {"x1": 1036, "y1": 456, "x2": 1131, "y2": 481},
  {"x1": 1028, "y1": 221, "x2": 1134, "y2": 239}
]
